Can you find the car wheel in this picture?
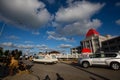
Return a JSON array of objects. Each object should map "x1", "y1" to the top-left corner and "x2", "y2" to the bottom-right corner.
[
  {"x1": 111, "y1": 62, "x2": 120, "y2": 70},
  {"x1": 82, "y1": 62, "x2": 89, "y2": 68}
]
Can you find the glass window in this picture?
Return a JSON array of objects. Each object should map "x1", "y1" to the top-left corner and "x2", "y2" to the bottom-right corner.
[
  {"x1": 104, "y1": 54, "x2": 117, "y2": 57},
  {"x1": 93, "y1": 54, "x2": 101, "y2": 58},
  {"x1": 35, "y1": 56, "x2": 39, "y2": 59}
]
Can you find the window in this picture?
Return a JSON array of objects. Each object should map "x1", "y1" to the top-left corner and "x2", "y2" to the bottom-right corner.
[
  {"x1": 93, "y1": 54, "x2": 101, "y2": 58},
  {"x1": 109, "y1": 40, "x2": 115, "y2": 44},
  {"x1": 104, "y1": 54, "x2": 117, "y2": 57},
  {"x1": 102, "y1": 42, "x2": 107, "y2": 45}
]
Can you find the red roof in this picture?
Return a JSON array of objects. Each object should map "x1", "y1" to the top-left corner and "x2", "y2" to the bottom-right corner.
[
  {"x1": 81, "y1": 48, "x2": 91, "y2": 53},
  {"x1": 86, "y1": 28, "x2": 99, "y2": 37}
]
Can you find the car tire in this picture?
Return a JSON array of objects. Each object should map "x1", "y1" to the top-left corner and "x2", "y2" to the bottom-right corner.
[
  {"x1": 111, "y1": 62, "x2": 120, "y2": 70},
  {"x1": 82, "y1": 61, "x2": 89, "y2": 68}
]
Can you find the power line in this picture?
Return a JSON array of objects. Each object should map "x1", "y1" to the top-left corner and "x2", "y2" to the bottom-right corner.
[{"x1": 0, "y1": 23, "x2": 5, "y2": 37}]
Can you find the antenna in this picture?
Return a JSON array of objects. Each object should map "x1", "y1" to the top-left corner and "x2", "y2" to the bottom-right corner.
[{"x1": 0, "y1": 23, "x2": 5, "y2": 37}]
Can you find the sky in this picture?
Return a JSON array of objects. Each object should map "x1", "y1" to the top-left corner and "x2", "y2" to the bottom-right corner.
[{"x1": 0, "y1": 0, "x2": 120, "y2": 54}]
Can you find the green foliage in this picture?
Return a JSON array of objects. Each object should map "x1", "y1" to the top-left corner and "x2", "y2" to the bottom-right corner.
[
  {"x1": 14, "y1": 49, "x2": 22, "y2": 59},
  {"x1": 0, "y1": 49, "x2": 3, "y2": 57},
  {"x1": 4, "y1": 50, "x2": 9, "y2": 56}
]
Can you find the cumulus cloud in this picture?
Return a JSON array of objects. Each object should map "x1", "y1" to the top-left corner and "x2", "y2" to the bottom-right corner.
[
  {"x1": 55, "y1": 1, "x2": 104, "y2": 23},
  {"x1": 66, "y1": 0, "x2": 74, "y2": 5},
  {"x1": 116, "y1": 19, "x2": 120, "y2": 25},
  {"x1": 51, "y1": 1, "x2": 104, "y2": 37},
  {"x1": 0, "y1": 0, "x2": 51, "y2": 30},
  {"x1": 57, "y1": 19, "x2": 101, "y2": 36}
]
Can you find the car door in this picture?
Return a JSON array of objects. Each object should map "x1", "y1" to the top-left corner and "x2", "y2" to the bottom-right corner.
[
  {"x1": 92, "y1": 54, "x2": 101, "y2": 65},
  {"x1": 92, "y1": 54, "x2": 107, "y2": 65}
]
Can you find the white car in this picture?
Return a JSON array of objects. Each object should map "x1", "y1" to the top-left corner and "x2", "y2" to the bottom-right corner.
[
  {"x1": 33, "y1": 54, "x2": 58, "y2": 64},
  {"x1": 78, "y1": 53, "x2": 120, "y2": 70}
]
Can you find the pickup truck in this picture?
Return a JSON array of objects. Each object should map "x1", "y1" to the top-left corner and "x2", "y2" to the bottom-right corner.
[{"x1": 78, "y1": 53, "x2": 120, "y2": 70}]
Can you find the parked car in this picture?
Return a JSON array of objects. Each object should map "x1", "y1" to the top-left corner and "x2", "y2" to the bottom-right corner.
[
  {"x1": 32, "y1": 54, "x2": 58, "y2": 64},
  {"x1": 78, "y1": 52, "x2": 120, "y2": 70}
]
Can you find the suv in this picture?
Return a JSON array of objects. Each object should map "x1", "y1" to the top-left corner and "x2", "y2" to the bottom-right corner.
[{"x1": 78, "y1": 53, "x2": 120, "y2": 70}]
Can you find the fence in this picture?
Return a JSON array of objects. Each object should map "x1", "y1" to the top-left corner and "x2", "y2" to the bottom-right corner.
[{"x1": 57, "y1": 54, "x2": 82, "y2": 59}]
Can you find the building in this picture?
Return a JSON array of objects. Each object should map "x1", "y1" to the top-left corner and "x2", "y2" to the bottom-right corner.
[
  {"x1": 71, "y1": 46, "x2": 81, "y2": 55},
  {"x1": 80, "y1": 28, "x2": 111, "y2": 53},
  {"x1": 102, "y1": 36, "x2": 120, "y2": 52}
]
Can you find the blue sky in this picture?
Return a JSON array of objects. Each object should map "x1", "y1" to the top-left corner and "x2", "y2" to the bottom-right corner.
[{"x1": 0, "y1": 0, "x2": 120, "y2": 54}]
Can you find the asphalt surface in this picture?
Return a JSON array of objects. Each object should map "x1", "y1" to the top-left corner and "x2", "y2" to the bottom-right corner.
[{"x1": 2, "y1": 62, "x2": 120, "y2": 80}]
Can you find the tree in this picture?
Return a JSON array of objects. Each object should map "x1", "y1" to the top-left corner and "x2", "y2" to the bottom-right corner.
[
  {"x1": 4, "y1": 50, "x2": 10, "y2": 57},
  {"x1": 0, "y1": 49, "x2": 3, "y2": 57},
  {"x1": 15, "y1": 50, "x2": 22, "y2": 59}
]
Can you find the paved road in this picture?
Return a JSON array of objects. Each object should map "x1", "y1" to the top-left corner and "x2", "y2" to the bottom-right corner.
[
  {"x1": 31, "y1": 62, "x2": 120, "y2": 80},
  {"x1": 2, "y1": 62, "x2": 120, "y2": 80}
]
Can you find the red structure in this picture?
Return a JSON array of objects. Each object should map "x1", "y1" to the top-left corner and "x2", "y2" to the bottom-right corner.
[
  {"x1": 81, "y1": 48, "x2": 91, "y2": 53},
  {"x1": 86, "y1": 28, "x2": 99, "y2": 37}
]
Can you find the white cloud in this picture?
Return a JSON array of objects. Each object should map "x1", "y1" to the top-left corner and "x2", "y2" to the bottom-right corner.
[
  {"x1": 47, "y1": 31, "x2": 75, "y2": 42},
  {"x1": 47, "y1": 0, "x2": 55, "y2": 4},
  {"x1": 116, "y1": 19, "x2": 120, "y2": 25},
  {"x1": 0, "y1": 0, "x2": 51, "y2": 30},
  {"x1": 17, "y1": 44, "x2": 34, "y2": 49},
  {"x1": 0, "y1": 42, "x2": 35, "y2": 49},
  {"x1": 57, "y1": 19, "x2": 101, "y2": 36},
  {"x1": 0, "y1": 42, "x2": 15, "y2": 47},
  {"x1": 55, "y1": 1, "x2": 104, "y2": 23},
  {"x1": 36, "y1": 44, "x2": 48, "y2": 49},
  {"x1": 24, "y1": 41, "x2": 33, "y2": 44},
  {"x1": 36, "y1": 44, "x2": 53, "y2": 52},
  {"x1": 6, "y1": 35, "x2": 20, "y2": 40},
  {"x1": 53, "y1": 1, "x2": 104, "y2": 37},
  {"x1": 66, "y1": 0, "x2": 74, "y2": 5},
  {"x1": 47, "y1": 31, "x2": 67, "y2": 41},
  {"x1": 115, "y1": 2, "x2": 120, "y2": 6},
  {"x1": 58, "y1": 44, "x2": 72, "y2": 48},
  {"x1": 32, "y1": 31, "x2": 40, "y2": 35}
]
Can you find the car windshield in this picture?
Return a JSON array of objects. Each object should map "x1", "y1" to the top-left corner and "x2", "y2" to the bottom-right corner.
[
  {"x1": 35, "y1": 56, "x2": 45, "y2": 59},
  {"x1": 51, "y1": 55, "x2": 57, "y2": 59}
]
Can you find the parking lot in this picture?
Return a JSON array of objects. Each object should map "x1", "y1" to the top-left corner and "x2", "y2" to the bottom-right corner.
[{"x1": 2, "y1": 62, "x2": 120, "y2": 80}]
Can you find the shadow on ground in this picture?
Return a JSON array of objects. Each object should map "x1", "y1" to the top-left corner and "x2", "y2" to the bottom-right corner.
[
  {"x1": 0, "y1": 65, "x2": 9, "y2": 79},
  {"x1": 68, "y1": 62, "x2": 110, "y2": 80},
  {"x1": 43, "y1": 73, "x2": 64, "y2": 80}
]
